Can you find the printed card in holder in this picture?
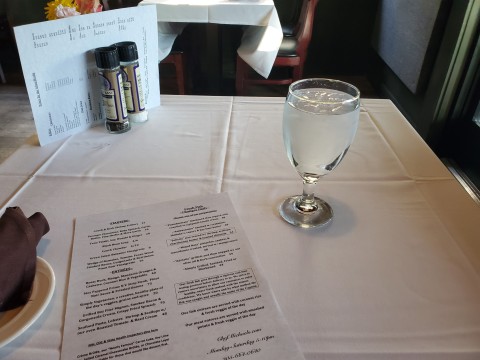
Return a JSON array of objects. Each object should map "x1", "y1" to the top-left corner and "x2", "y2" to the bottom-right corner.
[
  {"x1": 13, "y1": 6, "x2": 160, "y2": 146},
  {"x1": 61, "y1": 193, "x2": 305, "y2": 360}
]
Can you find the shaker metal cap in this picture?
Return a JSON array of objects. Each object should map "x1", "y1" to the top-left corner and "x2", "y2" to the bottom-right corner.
[
  {"x1": 94, "y1": 46, "x2": 120, "y2": 69},
  {"x1": 113, "y1": 41, "x2": 138, "y2": 62}
]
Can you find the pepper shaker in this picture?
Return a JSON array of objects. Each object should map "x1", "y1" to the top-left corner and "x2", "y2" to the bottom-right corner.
[{"x1": 94, "y1": 46, "x2": 130, "y2": 134}]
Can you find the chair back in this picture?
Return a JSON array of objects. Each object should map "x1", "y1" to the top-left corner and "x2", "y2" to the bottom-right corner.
[
  {"x1": 294, "y1": 0, "x2": 319, "y2": 58},
  {"x1": 234, "y1": 0, "x2": 319, "y2": 94},
  {"x1": 275, "y1": 0, "x2": 303, "y2": 36}
]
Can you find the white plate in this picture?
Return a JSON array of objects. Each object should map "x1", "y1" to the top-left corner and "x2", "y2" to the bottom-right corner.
[{"x1": 0, "y1": 257, "x2": 55, "y2": 347}]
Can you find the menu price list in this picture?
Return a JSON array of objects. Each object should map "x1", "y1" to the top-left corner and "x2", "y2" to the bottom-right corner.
[
  {"x1": 14, "y1": 6, "x2": 159, "y2": 146},
  {"x1": 61, "y1": 193, "x2": 304, "y2": 360}
]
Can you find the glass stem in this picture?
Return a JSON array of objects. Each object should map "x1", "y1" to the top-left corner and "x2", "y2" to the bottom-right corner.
[{"x1": 296, "y1": 180, "x2": 318, "y2": 213}]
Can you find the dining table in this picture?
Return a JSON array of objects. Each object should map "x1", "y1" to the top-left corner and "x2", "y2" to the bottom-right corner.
[
  {"x1": 0, "y1": 94, "x2": 479, "y2": 359},
  {"x1": 138, "y1": 0, "x2": 283, "y2": 79}
]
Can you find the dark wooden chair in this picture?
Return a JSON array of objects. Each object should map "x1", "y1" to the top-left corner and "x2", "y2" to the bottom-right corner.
[
  {"x1": 159, "y1": 25, "x2": 190, "y2": 95},
  {"x1": 160, "y1": 49, "x2": 187, "y2": 95},
  {"x1": 235, "y1": 0, "x2": 319, "y2": 96}
]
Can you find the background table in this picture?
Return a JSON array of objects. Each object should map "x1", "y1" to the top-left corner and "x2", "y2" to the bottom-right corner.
[
  {"x1": 139, "y1": 0, "x2": 283, "y2": 79},
  {"x1": 0, "y1": 96, "x2": 479, "y2": 359}
]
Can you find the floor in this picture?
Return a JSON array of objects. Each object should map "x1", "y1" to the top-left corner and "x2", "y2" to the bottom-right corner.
[{"x1": 0, "y1": 85, "x2": 37, "y2": 164}]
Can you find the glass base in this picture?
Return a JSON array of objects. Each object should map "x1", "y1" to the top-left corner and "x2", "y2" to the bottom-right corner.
[{"x1": 279, "y1": 195, "x2": 333, "y2": 228}]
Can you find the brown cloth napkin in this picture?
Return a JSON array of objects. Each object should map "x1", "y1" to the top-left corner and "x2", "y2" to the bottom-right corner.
[{"x1": 0, "y1": 207, "x2": 49, "y2": 311}]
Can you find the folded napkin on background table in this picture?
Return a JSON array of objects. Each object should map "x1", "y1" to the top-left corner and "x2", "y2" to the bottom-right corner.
[{"x1": 0, "y1": 207, "x2": 50, "y2": 311}]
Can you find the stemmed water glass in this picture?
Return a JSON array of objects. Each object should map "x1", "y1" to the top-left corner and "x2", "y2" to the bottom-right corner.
[{"x1": 279, "y1": 78, "x2": 360, "y2": 228}]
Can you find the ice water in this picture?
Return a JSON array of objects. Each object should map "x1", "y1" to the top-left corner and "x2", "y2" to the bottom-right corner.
[{"x1": 283, "y1": 88, "x2": 359, "y2": 178}]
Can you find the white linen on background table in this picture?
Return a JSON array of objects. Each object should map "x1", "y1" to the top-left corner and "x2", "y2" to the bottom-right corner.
[
  {"x1": 138, "y1": 0, "x2": 283, "y2": 78},
  {"x1": 0, "y1": 96, "x2": 479, "y2": 359}
]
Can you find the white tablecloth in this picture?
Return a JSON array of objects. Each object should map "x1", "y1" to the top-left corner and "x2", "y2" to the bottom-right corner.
[
  {"x1": 0, "y1": 96, "x2": 479, "y2": 359},
  {"x1": 138, "y1": 0, "x2": 283, "y2": 78}
]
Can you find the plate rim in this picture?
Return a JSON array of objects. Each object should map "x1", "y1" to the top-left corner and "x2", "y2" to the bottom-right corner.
[{"x1": 0, "y1": 256, "x2": 55, "y2": 348}]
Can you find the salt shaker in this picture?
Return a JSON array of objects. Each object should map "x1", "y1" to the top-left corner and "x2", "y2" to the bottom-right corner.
[{"x1": 114, "y1": 41, "x2": 148, "y2": 123}]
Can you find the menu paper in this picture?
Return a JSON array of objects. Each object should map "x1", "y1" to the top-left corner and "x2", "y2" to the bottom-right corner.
[
  {"x1": 13, "y1": 6, "x2": 160, "y2": 146},
  {"x1": 61, "y1": 193, "x2": 304, "y2": 360}
]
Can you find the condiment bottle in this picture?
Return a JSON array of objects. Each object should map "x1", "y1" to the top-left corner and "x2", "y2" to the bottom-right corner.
[
  {"x1": 94, "y1": 46, "x2": 130, "y2": 133},
  {"x1": 114, "y1": 41, "x2": 148, "y2": 123}
]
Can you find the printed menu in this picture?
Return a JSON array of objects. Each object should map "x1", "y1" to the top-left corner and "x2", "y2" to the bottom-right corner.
[
  {"x1": 61, "y1": 193, "x2": 304, "y2": 360},
  {"x1": 13, "y1": 6, "x2": 160, "y2": 146}
]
